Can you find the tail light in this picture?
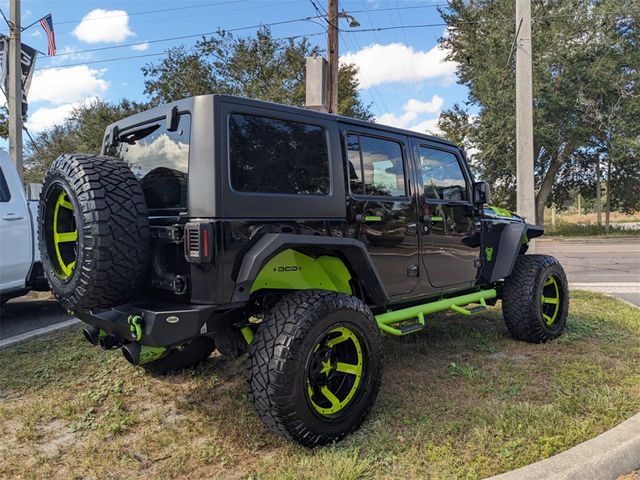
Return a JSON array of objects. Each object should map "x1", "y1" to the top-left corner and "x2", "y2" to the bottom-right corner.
[{"x1": 184, "y1": 222, "x2": 213, "y2": 264}]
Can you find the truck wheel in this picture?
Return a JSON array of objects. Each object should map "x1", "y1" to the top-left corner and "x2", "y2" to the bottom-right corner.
[
  {"x1": 502, "y1": 254, "x2": 569, "y2": 343},
  {"x1": 38, "y1": 154, "x2": 149, "y2": 311},
  {"x1": 247, "y1": 290, "x2": 383, "y2": 447},
  {"x1": 143, "y1": 337, "x2": 216, "y2": 375}
]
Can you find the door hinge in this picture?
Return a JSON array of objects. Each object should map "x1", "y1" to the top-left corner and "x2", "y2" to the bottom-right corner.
[{"x1": 407, "y1": 264, "x2": 419, "y2": 277}]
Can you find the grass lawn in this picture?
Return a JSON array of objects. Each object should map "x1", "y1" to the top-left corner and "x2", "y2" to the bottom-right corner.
[{"x1": 1, "y1": 291, "x2": 640, "y2": 479}]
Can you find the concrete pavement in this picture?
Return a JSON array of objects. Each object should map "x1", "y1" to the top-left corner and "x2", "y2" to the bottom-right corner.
[
  {"x1": 537, "y1": 237, "x2": 640, "y2": 307},
  {"x1": 0, "y1": 293, "x2": 74, "y2": 342}
]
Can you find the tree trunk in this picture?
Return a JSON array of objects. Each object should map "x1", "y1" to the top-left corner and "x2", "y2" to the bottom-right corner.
[{"x1": 535, "y1": 155, "x2": 563, "y2": 225}]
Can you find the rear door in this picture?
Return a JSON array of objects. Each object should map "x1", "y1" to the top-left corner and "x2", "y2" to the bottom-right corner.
[
  {"x1": 414, "y1": 142, "x2": 481, "y2": 288},
  {"x1": 0, "y1": 163, "x2": 32, "y2": 291},
  {"x1": 342, "y1": 127, "x2": 420, "y2": 299}
]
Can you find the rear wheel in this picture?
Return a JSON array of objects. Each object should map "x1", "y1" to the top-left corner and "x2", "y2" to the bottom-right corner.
[
  {"x1": 502, "y1": 254, "x2": 569, "y2": 343},
  {"x1": 38, "y1": 154, "x2": 149, "y2": 311},
  {"x1": 247, "y1": 290, "x2": 383, "y2": 447}
]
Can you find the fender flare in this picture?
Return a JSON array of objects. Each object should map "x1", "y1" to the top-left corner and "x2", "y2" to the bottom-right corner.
[
  {"x1": 230, "y1": 233, "x2": 389, "y2": 307},
  {"x1": 481, "y1": 221, "x2": 539, "y2": 283}
]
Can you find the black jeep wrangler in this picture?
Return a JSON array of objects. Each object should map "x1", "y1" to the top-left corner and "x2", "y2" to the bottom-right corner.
[{"x1": 38, "y1": 95, "x2": 568, "y2": 446}]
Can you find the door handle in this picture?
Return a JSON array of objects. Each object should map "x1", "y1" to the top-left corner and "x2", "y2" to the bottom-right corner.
[
  {"x1": 356, "y1": 213, "x2": 383, "y2": 224},
  {"x1": 2, "y1": 213, "x2": 24, "y2": 221},
  {"x1": 422, "y1": 214, "x2": 443, "y2": 223}
]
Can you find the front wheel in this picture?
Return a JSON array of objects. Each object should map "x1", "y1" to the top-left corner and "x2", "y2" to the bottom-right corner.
[
  {"x1": 502, "y1": 254, "x2": 569, "y2": 343},
  {"x1": 247, "y1": 290, "x2": 383, "y2": 447}
]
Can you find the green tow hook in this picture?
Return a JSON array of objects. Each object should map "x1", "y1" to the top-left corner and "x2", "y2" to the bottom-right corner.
[{"x1": 128, "y1": 314, "x2": 144, "y2": 341}]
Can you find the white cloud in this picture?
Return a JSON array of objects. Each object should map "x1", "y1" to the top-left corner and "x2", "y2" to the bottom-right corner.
[
  {"x1": 73, "y1": 9, "x2": 135, "y2": 44},
  {"x1": 407, "y1": 118, "x2": 441, "y2": 135},
  {"x1": 30, "y1": 66, "x2": 108, "y2": 104},
  {"x1": 376, "y1": 111, "x2": 418, "y2": 129},
  {"x1": 404, "y1": 95, "x2": 444, "y2": 115},
  {"x1": 49, "y1": 46, "x2": 92, "y2": 65},
  {"x1": 26, "y1": 103, "x2": 77, "y2": 133},
  {"x1": 29, "y1": 30, "x2": 42, "y2": 37},
  {"x1": 131, "y1": 41, "x2": 150, "y2": 52},
  {"x1": 341, "y1": 43, "x2": 457, "y2": 89},
  {"x1": 376, "y1": 95, "x2": 444, "y2": 136}
]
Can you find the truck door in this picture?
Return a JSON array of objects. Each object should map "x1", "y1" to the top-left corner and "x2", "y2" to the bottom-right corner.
[
  {"x1": 414, "y1": 142, "x2": 481, "y2": 288},
  {"x1": 0, "y1": 163, "x2": 32, "y2": 291},
  {"x1": 343, "y1": 128, "x2": 420, "y2": 299}
]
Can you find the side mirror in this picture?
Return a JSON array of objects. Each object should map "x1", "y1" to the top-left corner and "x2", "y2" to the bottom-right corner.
[{"x1": 473, "y1": 181, "x2": 491, "y2": 205}]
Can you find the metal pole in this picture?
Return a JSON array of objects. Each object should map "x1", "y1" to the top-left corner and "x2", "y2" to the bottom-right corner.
[
  {"x1": 8, "y1": 0, "x2": 22, "y2": 183},
  {"x1": 515, "y1": 0, "x2": 535, "y2": 249},
  {"x1": 327, "y1": 0, "x2": 339, "y2": 114},
  {"x1": 596, "y1": 157, "x2": 602, "y2": 226}
]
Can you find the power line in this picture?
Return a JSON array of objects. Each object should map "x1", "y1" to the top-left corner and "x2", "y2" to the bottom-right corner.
[
  {"x1": 53, "y1": 0, "x2": 246, "y2": 26},
  {"x1": 35, "y1": 32, "x2": 327, "y2": 71},
  {"x1": 41, "y1": 15, "x2": 331, "y2": 60}
]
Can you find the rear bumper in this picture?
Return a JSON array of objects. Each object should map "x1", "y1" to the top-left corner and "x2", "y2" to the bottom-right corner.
[{"x1": 77, "y1": 300, "x2": 218, "y2": 347}]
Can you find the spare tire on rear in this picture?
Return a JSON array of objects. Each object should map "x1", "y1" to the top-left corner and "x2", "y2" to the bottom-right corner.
[{"x1": 38, "y1": 153, "x2": 149, "y2": 311}]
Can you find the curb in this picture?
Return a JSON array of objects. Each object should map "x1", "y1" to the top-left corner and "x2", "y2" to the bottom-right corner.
[
  {"x1": 486, "y1": 413, "x2": 640, "y2": 480},
  {"x1": 0, "y1": 318, "x2": 81, "y2": 350},
  {"x1": 569, "y1": 283, "x2": 640, "y2": 293}
]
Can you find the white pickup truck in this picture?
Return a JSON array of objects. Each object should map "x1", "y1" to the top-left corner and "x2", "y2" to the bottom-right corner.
[{"x1": 0, "y1": 150, "x2": 48, "y2": 304}]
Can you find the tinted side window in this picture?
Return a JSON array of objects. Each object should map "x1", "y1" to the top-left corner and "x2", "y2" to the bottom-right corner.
[
  {"x1": 229, "y1": 114, "x2": 330, "y2": 195},
  {"x1": 419, "y1": 147, "x2": 467, "y2": 201},
  {"x1": 0, "y1": 168, "x2": 10, "y2": 202},
  {"x1": 114, "y1": 114, "x2": 190, "y2": 211},
  {"x1": 346, "y1": 133, "x2": 406, "y2": 197}
]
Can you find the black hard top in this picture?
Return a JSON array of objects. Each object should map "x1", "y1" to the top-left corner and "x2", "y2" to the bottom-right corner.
[{"x1": 106, "y1": 93, "x2": 459, "y2": 151}]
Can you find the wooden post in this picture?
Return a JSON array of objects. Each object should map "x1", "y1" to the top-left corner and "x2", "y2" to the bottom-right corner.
[{"x1": 327, "y1": 0, "x2": 339, "y2": 114}]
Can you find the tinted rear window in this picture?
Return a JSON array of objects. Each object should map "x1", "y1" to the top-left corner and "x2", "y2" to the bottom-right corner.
[
  {"x1": 229, "y1": 113, "x2": 330, "y2": 195},
  {"x1": 113, "y1": 114, "x2": 191, "y2": 211}
]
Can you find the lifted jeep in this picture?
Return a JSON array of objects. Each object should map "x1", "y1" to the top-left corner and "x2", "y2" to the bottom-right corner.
[{"x1": 38, "y1": 95, "x2": 568, "y2": 447}]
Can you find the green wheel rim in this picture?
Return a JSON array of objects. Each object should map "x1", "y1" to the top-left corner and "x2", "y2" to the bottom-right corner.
[
  {"x1": 49, "y1": 189, "x2": 78, "y2": 280},
  {"x1": 306, "y1": 326, "x2": 365, "y2": 417},
  {"x1": 541, "y1": 274, "x2": 561, "y2": 326}
]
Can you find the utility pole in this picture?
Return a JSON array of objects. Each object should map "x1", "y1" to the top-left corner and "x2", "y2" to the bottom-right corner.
[
  {"x1": 8, "y1": 0, "x2": 23, "y2": 183},
  {"x1": 515, "y1": 0, "x2": 535, "y2": 249},
  {"x1": 596, "y1": 157, "x2": 602, "y2": 225},
  {"x1": 327, "y1": 0, "x2": 339, "y2": 114}
]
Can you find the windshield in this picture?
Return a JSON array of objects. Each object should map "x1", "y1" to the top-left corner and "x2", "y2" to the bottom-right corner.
[{"x1": 110, "y1": 113, "x2": 191, "y2": 212}]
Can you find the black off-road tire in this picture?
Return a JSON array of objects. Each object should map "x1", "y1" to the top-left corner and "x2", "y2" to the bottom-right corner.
[
  {"x1": 38, "y1": 154, "x2": 149, "y2": 311},
  {"x1": 143, "y1": 337, "x2": 216, "y2": 375},
  {"x1": 502, "y1": 254, "x2": 569, "y2": 343},
  {"x1": 247, "y1": 290, "x2": 383, "y2": 447}
]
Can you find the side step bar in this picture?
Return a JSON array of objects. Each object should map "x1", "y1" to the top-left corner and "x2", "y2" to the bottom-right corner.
[{"x1": 375, "y1": 289, "x2": 497, "y2": 336}]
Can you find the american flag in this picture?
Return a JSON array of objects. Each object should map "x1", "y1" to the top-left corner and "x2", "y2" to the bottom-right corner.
[{"x1": 39, "y1": 14, "x2": 56, "y2": 56}]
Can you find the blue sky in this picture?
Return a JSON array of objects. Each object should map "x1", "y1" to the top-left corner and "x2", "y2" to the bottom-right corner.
[{"x1": 2, "y1": 0, "x2": 469, "y2": 135}]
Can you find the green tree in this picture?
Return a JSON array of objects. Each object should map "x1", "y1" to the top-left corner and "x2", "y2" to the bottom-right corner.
[
  {"x1": 24, "y1": 99, "x2": 146, "y2": 183},
  {"x1": 142, "y1": 26, "x2": 373, "y2": 120},
  {"x1": 438, "y1": 0, "x2": 639, "y2": 222}
]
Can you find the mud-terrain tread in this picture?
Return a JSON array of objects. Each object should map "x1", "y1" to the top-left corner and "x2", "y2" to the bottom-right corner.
[
  {"x1": 247, "y1": 289, "x2": 383, "y2": 447},
  {"x1": 39, "y1": 154, "x2": 149, "y2": 311},
  {"x1": 502, "y1": 254, "x2": 568, "y2": 343},
  {"x1": 143, "y1": 337, "x2": 215, "y2": 375}
]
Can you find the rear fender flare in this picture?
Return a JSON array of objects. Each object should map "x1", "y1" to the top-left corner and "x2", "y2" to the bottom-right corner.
[{"x1": 230, "y1": 233, "x2": 389, "y2": 307}]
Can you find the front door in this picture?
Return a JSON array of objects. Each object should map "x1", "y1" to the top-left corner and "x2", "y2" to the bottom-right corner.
[
  {"x1": 0, "y1": 165, "x2": 32, "y2": 291},
  {"x1": 414, "y1": 143, "x2": 481, "y2": 288},
  {"x1": 343, "y1": 129, "x2": 420, "y2": 299}
]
